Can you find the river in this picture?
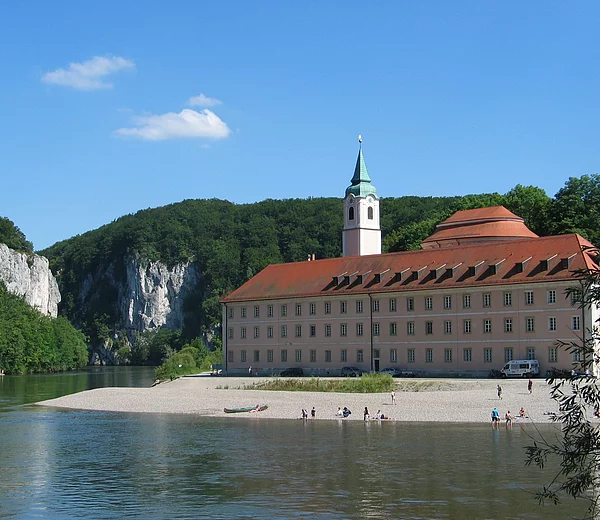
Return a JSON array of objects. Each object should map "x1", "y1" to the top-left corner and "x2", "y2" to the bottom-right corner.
[{"x1": 0, "y1": 368, "x2": 585, "y2": 519}]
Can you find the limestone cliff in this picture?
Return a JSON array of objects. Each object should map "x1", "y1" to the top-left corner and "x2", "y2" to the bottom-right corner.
[
  {"x1": 0, "y1": 243, "x2": 61, "y2": 317},
  {"x1": 119, "y1": 258, "x2": 200, "y2": 335}
]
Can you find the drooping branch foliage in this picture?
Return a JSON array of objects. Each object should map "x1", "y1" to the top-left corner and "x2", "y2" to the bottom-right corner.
[{"x1": 525, "y1": 250, "x2": 600, "y2": 518}]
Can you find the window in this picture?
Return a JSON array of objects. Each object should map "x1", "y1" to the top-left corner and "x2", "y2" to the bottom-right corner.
[
  {"x1": 407, "y1": 297, "x2": 414, "y2": 311},
  {"x1": 228, "y1": 350, "x2": 234, "y2": 362},
  {"x1": 254, "y1": 326, "x2": 260, "y2": 339},
  {"x1": 484, "y1": 319, "x2": 492, "y2": 333},
  {"x1": 444, "y1": 320, "x2": 452, "y2": 334},
  {"x1": 356, "y1": 323, "x2": 364, "y2": 336},
  {"x1": 548, "y1": 317, "x2": 557, "y2": 331},
  {"x1": 241, "y1": 327, "x2": 247, "y2": 339},
  {"x1": 281, "y1": 325, "x2": 287, "y2": 338},
  {"x1": 254, "y1": 350, "x2": 259, "y2": 362},
  {"x1": 295, "y1": 325, "x2": 302, "y2": 338},
  {"x1": 341, "y1": 349, "x2": 347, "y2": 362},
  {"x1": 548, "y1": 347, "x2": 558, "y2": 363},
  {"x1": 527, "y1": 347, "x2": 536, "y2": 360},
  {"x1": 444, "y1": 349, "x2": 452, "y2": 363},
  {"x1": 389, "y1": 298, "x2": 397, "y2": 312},
  {"x1": 356, "y1": 300, "x2": 364, "y2": 313},
  {"x1": 310, "y1": 350, "x2": 316, "y2": 362},
  {"x1": 295, "y1": 349, "x2": 302, "y2": 362},
  {"x1": 325, "y1": 301, "x2": 331, "y2": 314},
  {"x1": 267, "y1": 349, "x2": 274, "y2": 362},
  {"x1": 295, "y1": 303, "x2": 302, "y2": 316},
  {"x1": 571, "y1": 290, "x2": 581, "y2": 306},
  {"x1": 526, "y1": 317, "x2": 535, "y2": 333},
  {"x1": 425, "y1": 321, "x2": 433, "y2": 335},
  {"x1": 463, "y1": 320, "x2": 472, "y2": 334},
  {"x1": 407, "y1": 322, "x2": 415, "y2": 335},
  {"x1": 426, "y1": 349, "x2": 433, "y2": 363},
  {"x1": 241, "y1": 307, "x2": 247, "y2": 318},
  {"x1": 572, "y1": 348, "x2": 581, "y2": 363},
  {"x1": 310, "y1": 325, "x2": 316, "y2": 337},
  {"x1": 525, "y1": 291, "x2": 534, "y2": 305},
  {"x1": 373, "y1": 323, "x2": 380, "y2": 336},
  {"x1": 281, "y1": 304, "x2": 287, "y2": 317},
  {"x1": 309, "y1": 303, "x2": 316, "y2": 315},
  {"x1": 357, "y1": 349, "x2": 364, "y2": 363},
  {"x1": 340, "y1": 323, "x2": 348, "y2": 337},
  {"x1": 408, "y1": 349, "x2": 415, "y2": 363},
  {"x1": 463, "y1": 294, "x2": 471, "y2": 309},
  {"x1": 504, "y1": 348, "x2": 513, "y2": 362},
  {"x1": 484, "y1": 348, "x2": 493, "y2": 363},
  {"x1": 547, "y1": 290, "x2": 556, "y2": 304},
  {"x1": 390, "y1": 322, "x2": 397, "y2": 336},
  {"x1": 325, "y1": 324, "x2": 331, "y2": 337},
  {"x1": 228, "y1": 327, "x2": 233, "y2": 339},
  {"x1": 504, "y1": 318, "x2": 513, "y2": 333},
  {"x1": 281, "y1": 349, "x2": 287, "y2": 362},
  {"x1": 390, "y1": 349, "x2": 397, "y2": 362},
  {"x1": 463, "y1": 348, "x2": 472, "y2": 362},
  {"x1": 241, "y1": 350, "x2": 247, "y2": 363},
  {"x1": 572, "y1": 316, "x2": 581, "y2": 331},
  {"x1": 483, "y1": 293, "x2": 491, "y2": 308},
  {"x1": 504, "y1": 292, "x2": 512, "y2": 306},
  {"x1": 325, "y1": 350, "x2": 332, "y2": 362},
  {"x1": 228, "y1": 308, "x2": 234, "y2": 319},
  {"x1": 425, "y1": 296, "x2": 433, "y2": 310},
  {"x1": 444, "y1": 295, "x2": 452, "y2": 309},
  {"x1": 267, "y1": 326, "x2": 273, "y2": 338},
  {"x1": 267, "y1": 305, "x2": 273, "y2": 317},
  {"x1": 372, "y1": 299, "x2": 380, "y2": 312},
  {"x1": 368, "y1": 206, "x2": 374, "y2": 220},
  {"x1": 254, "y1": 305, "x2": 260, "y2": 318},
  {"x1": 349, "y1": 207, "x2": 354, "y2": 220},
  {"x1": 340, "y1": 301, "x2": 347, "y2": 314}
]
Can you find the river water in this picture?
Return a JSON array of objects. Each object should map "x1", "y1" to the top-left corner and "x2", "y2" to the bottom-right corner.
[{"x1": 0, "y1": 368, "x2": 585, "y2": 519}]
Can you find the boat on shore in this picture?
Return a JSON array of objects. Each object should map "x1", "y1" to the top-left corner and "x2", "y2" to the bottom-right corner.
[{"x1": 224, "y1": 405, "x2": 268, "y2": 413}]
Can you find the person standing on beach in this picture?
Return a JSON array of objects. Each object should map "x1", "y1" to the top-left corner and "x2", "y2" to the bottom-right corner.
[
  {"x1": 491, "y1": 407, "x2": 500, "y2": 427},
  {"x1": 497, "y1": 384, "x2": 503, "y2": 400},
  {"x1": 528, "y1": 379, "x2": 533, "y2": 394},
  {"x1": 391, "y1": 389, "x2": 396, "y2": 405},
  {"x1": 364, "y1": 407, "x2": 370, "y2": 421},
  {"x1": 311, "y1": 407, "x2": 316, "y2": 419},
  {"x1": 249, "y1": 366, "x2": 252, "y2": 377}
]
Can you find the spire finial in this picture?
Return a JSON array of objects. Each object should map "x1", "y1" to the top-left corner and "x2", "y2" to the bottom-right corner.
[{"x1": 358, "y1": 134, "x2": 362, "y2": 144}]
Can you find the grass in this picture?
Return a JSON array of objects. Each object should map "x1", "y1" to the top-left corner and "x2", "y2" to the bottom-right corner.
[{"x1": 241, "y1": 373, "x2": 396, "y2": 393}]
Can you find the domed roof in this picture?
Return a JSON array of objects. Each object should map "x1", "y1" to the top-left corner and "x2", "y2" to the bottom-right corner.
[{"x1": 421, "y1": 206, "x2": 538, "y2": 249}]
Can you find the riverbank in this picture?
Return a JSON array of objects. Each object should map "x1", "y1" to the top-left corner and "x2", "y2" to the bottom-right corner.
[{"x1": 35, "y1": 375, "x2": 570, "y2": 423}]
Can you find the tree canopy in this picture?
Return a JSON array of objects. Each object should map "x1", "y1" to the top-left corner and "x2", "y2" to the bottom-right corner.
[{"x1": 0, "y1": 217, "x2": 33, "y2": 253}]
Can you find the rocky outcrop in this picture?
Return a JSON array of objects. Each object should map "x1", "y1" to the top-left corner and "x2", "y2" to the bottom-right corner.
[
  {"x1": 0, "y1": 243, "x2": 61, "y2": 317},
  {"x1": 118, "y1": 257, "x2": 200, "y2": 336}
]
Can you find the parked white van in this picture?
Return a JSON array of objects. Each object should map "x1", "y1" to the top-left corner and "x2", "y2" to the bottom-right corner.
[{"x1": 500, "y1": 360, "x2": 540, "y2": 378}]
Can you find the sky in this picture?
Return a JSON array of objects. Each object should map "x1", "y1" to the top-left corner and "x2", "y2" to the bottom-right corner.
[{"x1": 1, "y1": 2, "x2": 599, "y2": 251}]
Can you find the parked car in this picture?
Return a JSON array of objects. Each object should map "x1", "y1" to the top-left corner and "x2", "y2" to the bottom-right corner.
[
  {"x1": 379, "y1": 367, "x2": 402, "y2": 377},
  {"x1": 280, "y1": 367, "x2": 304, "y2": 377},
  {"x1": 545, "y1": 367, "x2": 571, "y2": 379},
  {"x1": 341, "y1": 366, "x2": 365, "y2": 377}
]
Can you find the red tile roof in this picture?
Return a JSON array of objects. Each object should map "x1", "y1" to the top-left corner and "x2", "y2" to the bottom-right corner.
[
  {"x1": 441, "y1": 206, "x2": 523, "y2": 224},
  {"x1": 221, "y1": 234, "x2": 599, "y2": 303}
]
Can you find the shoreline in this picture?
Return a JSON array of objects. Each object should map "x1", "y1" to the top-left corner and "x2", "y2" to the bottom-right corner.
[{"x1": 36, "y1": 376, "x2": 566, "y2": 424}]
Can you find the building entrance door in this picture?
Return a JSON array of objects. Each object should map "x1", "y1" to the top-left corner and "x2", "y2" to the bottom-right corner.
[{"x1": 373, "y1": 349, "x2": 380, "y2": 372}]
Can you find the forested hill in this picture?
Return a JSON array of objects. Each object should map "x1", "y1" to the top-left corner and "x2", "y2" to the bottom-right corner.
[{"x1": 36, "y1": 174, "x2": 600, "y2": 344}]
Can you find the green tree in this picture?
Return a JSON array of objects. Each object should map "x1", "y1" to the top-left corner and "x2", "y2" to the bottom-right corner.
[
  {"x1": 503, "y1": 184, "x2": 552, "y2": 236},
  {"x1": 525, "y1": 252, "x2": 600, "y2": 517},
  {"x1": 0, "y1": 217, "x2": 33, "y2": 253}
]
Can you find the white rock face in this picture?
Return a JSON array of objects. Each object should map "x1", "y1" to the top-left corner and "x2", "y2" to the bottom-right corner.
[
  {"x1": 119, "y1": 257, "x2": 200, "y2": 334},
  {"x1": 0, "y1": 243, "x2": 61, "y2": 317}
]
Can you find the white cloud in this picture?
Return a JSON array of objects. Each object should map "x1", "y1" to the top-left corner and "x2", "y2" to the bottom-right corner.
[
  {"x1": 114, "y1": 108, "x2": 231, "y2": 141},
  {"x1": 188, "y1": 93, "x2": 222, "y2": 107},
  {"x1": 42, "y1": 56, "x2": 135, "y2": 90}
]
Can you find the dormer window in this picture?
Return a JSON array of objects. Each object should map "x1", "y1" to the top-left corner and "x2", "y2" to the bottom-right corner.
[
  {"x1": 368, "y1": 206, "x2": 374, "y2": 220},
  {"x1": 348, "y1": 207, "x2": 355, "y2": 220}
]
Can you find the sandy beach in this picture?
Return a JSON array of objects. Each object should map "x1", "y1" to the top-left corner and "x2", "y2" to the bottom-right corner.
[{"x1": 35, "y1": 375, "x2": 570, "y2": 424}]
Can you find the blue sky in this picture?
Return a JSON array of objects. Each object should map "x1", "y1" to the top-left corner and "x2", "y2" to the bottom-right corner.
[{"x1": 1, "y1": 2, "x2": 599, "y2": 250}]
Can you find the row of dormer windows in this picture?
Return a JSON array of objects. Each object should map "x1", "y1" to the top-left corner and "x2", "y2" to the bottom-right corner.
[
  {"x1": 228, "y1": 289, "x2": 576, "y2": 319},
  {"x1": 227, "y1": 315, "x2": 580, "y2": 340}
]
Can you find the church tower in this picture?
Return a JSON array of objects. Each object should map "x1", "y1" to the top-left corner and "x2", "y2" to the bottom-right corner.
[{"x1": 342, "y1": 137, "x2": 381, "y2": 257}]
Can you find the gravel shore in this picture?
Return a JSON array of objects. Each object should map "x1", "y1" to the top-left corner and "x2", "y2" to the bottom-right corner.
[{"x1": 36, "y1": 376, "x2": 567, "y2": 424}]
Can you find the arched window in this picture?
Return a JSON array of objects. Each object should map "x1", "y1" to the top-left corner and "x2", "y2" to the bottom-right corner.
[
  {"x1": 368, "y1": 206, "x2": 374, "y2": 220},
  {"x1": 349, "y1": 207, "x2": 355, "y2": 220}
]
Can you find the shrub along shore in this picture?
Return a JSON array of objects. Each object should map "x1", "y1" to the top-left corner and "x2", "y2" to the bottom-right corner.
[{"x1": 37, "y1": 376, "x2": 564, "y2": 424}]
